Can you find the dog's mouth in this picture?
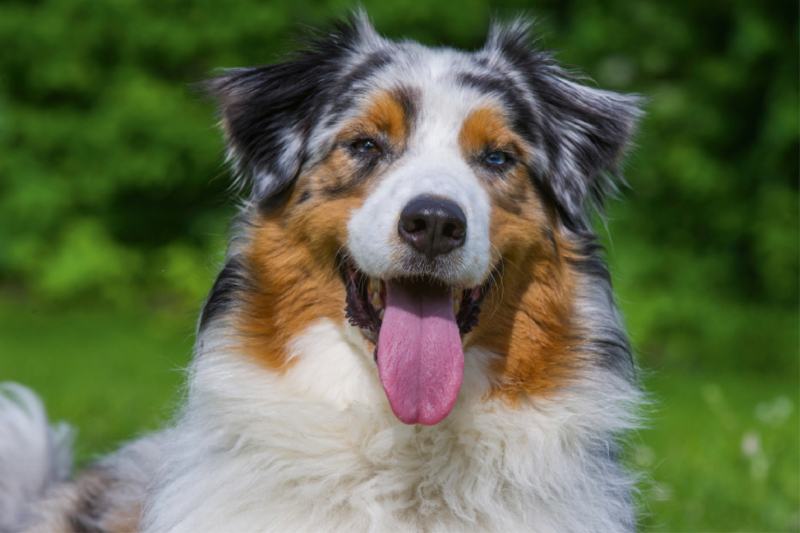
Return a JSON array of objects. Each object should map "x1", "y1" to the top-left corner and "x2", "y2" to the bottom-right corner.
[
  {"x1": 341, "y1": 259, "x2": 487, "y2": 426},
  {"x1": 342, "y1": 262, "x2": 484, "y2": 338}
]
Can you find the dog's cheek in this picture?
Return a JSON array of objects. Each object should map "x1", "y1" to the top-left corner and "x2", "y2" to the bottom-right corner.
[
  {"x1": 296, "y1": 197, "x2": 367, "y2": 259},
  {"x1": 287, "y1": 182, "x2": 369, "y2": 264},
  {"x1": 470, "y1": 226, "x2": 581, "y2": 403},
  {"x1": 468, "y1": 173, "x2": 583, "y2": 401},
  {"x1": 484, "y1": 165, "x2": 553, "y2": 267}
]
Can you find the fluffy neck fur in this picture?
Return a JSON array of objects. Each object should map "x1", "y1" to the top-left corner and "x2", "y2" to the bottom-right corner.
[{"x1": 141, "y1": 315, "x2": 640, "y2": 533}]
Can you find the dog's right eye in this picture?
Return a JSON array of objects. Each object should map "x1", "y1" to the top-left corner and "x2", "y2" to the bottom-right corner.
[{"x1": 351, "y1": 139, "x2": 381, "y2": 154}]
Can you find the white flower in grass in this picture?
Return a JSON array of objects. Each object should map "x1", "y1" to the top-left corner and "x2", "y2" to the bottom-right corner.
[{"x1": 740, "y1": 430, "x2": 760, "y2": 457}]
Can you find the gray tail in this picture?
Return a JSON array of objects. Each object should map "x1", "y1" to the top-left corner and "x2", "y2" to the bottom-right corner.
[{"x1": 0, "y1": 383, "x2": 74, "y2": 532}]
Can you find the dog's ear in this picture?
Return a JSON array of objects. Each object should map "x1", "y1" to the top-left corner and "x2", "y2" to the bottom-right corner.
[
  {"x1": 486, "y1": 21, "x2": 643, "y2": 227},
  {"x1": 207, "y1": 13, "x2": 379, "y2": 200}
]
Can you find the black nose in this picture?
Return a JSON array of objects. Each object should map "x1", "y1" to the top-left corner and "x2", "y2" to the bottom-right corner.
[{"x1": 398, "y1": 196, "x2": 467, "y2": 260}]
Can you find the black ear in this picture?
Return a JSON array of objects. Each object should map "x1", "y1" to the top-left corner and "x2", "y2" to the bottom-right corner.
[
  {"x1": 207, "y1": 14, "x2": 378, "y2": 200},
  {"x1": 486, "y1": 21, "x2": 643, "y2": 227}
]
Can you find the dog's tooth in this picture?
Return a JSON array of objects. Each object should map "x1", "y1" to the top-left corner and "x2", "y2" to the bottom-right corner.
[
  {"x1": 378, "y1": 309, "x2": 385, "y2": 320},
  {"x1": 453, "y1": 298, "x2": 460, "y2": 316},
  {"x1": 369, "y1": 278, "x2": 382, "y2": 293},
  {"x1": 371, "y1": 292, "x2": 383, "y2": 311}
]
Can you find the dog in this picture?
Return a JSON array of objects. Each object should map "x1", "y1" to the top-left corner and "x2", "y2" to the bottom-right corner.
[{"x1": 0, "y1": 13, "x2": 643, "y2": 533}]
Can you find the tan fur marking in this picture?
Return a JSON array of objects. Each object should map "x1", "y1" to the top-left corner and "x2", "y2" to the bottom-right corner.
[
  {"x1": 473, "y1": 219, "x2": 583, "y2": 404},
  {"x1": 236, "y1": 154, "x2": 370, "y2": 370},
  {"x1": 365, "y1": 91, "x2": 409, "y2": 145},
  {"x1": 336, "y1": 89, "x2": 412, "y2": 149},
  {"x1": 458, "y1": 107, "x2": 523, "y2": 159}
]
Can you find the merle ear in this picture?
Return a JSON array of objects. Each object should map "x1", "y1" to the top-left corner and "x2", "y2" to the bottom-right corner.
[
  {"x1": 534, "y1": 75, "x2": 643, "y2": 225},
  {"x1": 486, "y1": 21, "x2": 643, "y2": 227},
  {"x1": 207, "y1": 14, "x2": 377, "y2": 200},
  {"x1": 208, "y1": 64, "x2": 325, "y2": 200}
]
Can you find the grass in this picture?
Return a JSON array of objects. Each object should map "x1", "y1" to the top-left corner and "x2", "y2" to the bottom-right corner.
[
  {"x1": 0, "y1": 302, "x2": 195, "y2": 463},
  {"x1": 636, "y1": 371, "x2": 799, "y2": 531},
  {"x1": 0, "y1": 301, "x2": 797, "y2": 532}
]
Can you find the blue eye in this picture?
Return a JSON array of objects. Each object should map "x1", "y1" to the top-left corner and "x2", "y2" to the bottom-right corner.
[{"x1": 484, "y1": 151, "x2": 509, "y2": 165}]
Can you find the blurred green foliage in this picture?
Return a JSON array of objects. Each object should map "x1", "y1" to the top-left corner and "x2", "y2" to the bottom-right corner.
[{"x1": 0, "y1": 0, "x2": 797, "y2": 377}]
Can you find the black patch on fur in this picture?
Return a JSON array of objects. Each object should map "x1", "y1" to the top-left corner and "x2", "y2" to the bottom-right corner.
[
  {"x1": 199, "y1": 258, "x2": 251, "y2": 330},
  {"x1": 393, "y1": 85, "x2": 420, "y2": 138},
  {"x1": 457, "y1": 71, "x2": 539, "y2": 145},
  {"x1": 569, "y1": 237, "x2": 636, "y2": 379},
  {"x1": 321, "y1": 176, "x2": 359, "y2": 197},
  {"x1": 525, "y1": 162, "x2": 575, "y2": 224},
  {"x1": 257, "y1": 183, "x2": 294, "y2": 214},
  {"x1": 322, "y1": 153, "x2": 382, "y2": 197},
  {"x1": 572, "y1": 245, "x2": 613, "y2": 283},
  {"x1": 297, "y1": 189, "x2": 312, "y2": 204},
  {"x1": 206, "y1": 15, "x2": 374, "y2": 201},
  {"x1": 328, "y1": 49, "x2": 394, "y2": 120}
]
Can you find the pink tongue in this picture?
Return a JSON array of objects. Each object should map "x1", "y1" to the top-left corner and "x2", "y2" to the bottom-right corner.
[{"x1": 377, "y1": 281, "x2": 464, "y2": 425}]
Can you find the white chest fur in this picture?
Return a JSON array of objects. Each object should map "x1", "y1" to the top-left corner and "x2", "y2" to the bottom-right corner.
[{"x1": 141, "y1": 320, "x2": 639, "y2": 533}]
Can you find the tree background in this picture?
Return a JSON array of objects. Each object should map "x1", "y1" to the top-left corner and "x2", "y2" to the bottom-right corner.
[{"x1": 0, "y1": 0, "x2": 797, "y2": 530}]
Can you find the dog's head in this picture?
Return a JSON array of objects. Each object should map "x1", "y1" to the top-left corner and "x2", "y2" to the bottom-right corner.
[{"x1": 206, "y1": 14, "x2": 641, "y2": 425}]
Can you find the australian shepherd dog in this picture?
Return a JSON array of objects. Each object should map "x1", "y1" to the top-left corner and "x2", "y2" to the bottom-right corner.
[{"x1": 0, "y1": 13, "x2": 644, "y2": 533}]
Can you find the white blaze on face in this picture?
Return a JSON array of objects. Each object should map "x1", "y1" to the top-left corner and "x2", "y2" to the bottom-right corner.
[{"x1": 346, "y1": 77, "x2": 493, "y2": 288}]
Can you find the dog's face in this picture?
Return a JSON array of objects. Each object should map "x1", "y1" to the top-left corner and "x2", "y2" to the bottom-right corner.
[{"x1": 207, "y1": 16, "x2": 640, "y2": 425}]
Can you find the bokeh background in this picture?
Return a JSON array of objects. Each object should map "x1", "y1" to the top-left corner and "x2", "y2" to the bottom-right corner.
[{"x1": 0, "y1": 0, "x2": 797, "y2": 530}]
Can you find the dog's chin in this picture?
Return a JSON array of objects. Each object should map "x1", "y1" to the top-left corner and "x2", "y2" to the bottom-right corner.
[{"x1": 340, "y1": 257, "x2": 488, "y2": 347}]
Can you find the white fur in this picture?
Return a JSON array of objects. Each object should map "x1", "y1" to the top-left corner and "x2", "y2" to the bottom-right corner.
[
  {"x1": 137, "y1": 320, "x2": 640, "y2": 533},
  {"x1": 0, "y1": 383, "x2": 73, "y2": 531}
]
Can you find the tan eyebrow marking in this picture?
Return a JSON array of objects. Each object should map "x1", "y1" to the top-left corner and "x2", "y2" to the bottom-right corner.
[
  {"x1": 338, "y1": 88, "x2": 416, "y2": 148},
  {"x1": 458, "y1": 106, "x2": 523, "y2": 158}
]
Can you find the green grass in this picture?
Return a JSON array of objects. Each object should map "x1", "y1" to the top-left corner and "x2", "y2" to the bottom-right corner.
[
  {"x1": 0, "y1": 302, "x2": 797, "y2": 531},
  {"x1": 0, "y1": 303, "x2": 195, "y2": 463},
  {"x1": 636, "y1": 371, "x2": 799, "y2": 531}
]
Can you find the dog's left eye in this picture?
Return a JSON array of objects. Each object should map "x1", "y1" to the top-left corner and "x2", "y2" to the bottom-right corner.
[
  {"x1": 352, "y1": 139, "x2": 380, "y2": 154},
  {"x1": 484, "y1": 151, "x2": 510, "y2": 165}
]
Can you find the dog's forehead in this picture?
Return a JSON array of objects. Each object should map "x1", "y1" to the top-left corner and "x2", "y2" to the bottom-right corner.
[
  {"x1": 329, "y1": 44, "x2": 514, "y2": 139},
  {"x1": 397, "y1": 47, "x2": 510, "y2": 113}
]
